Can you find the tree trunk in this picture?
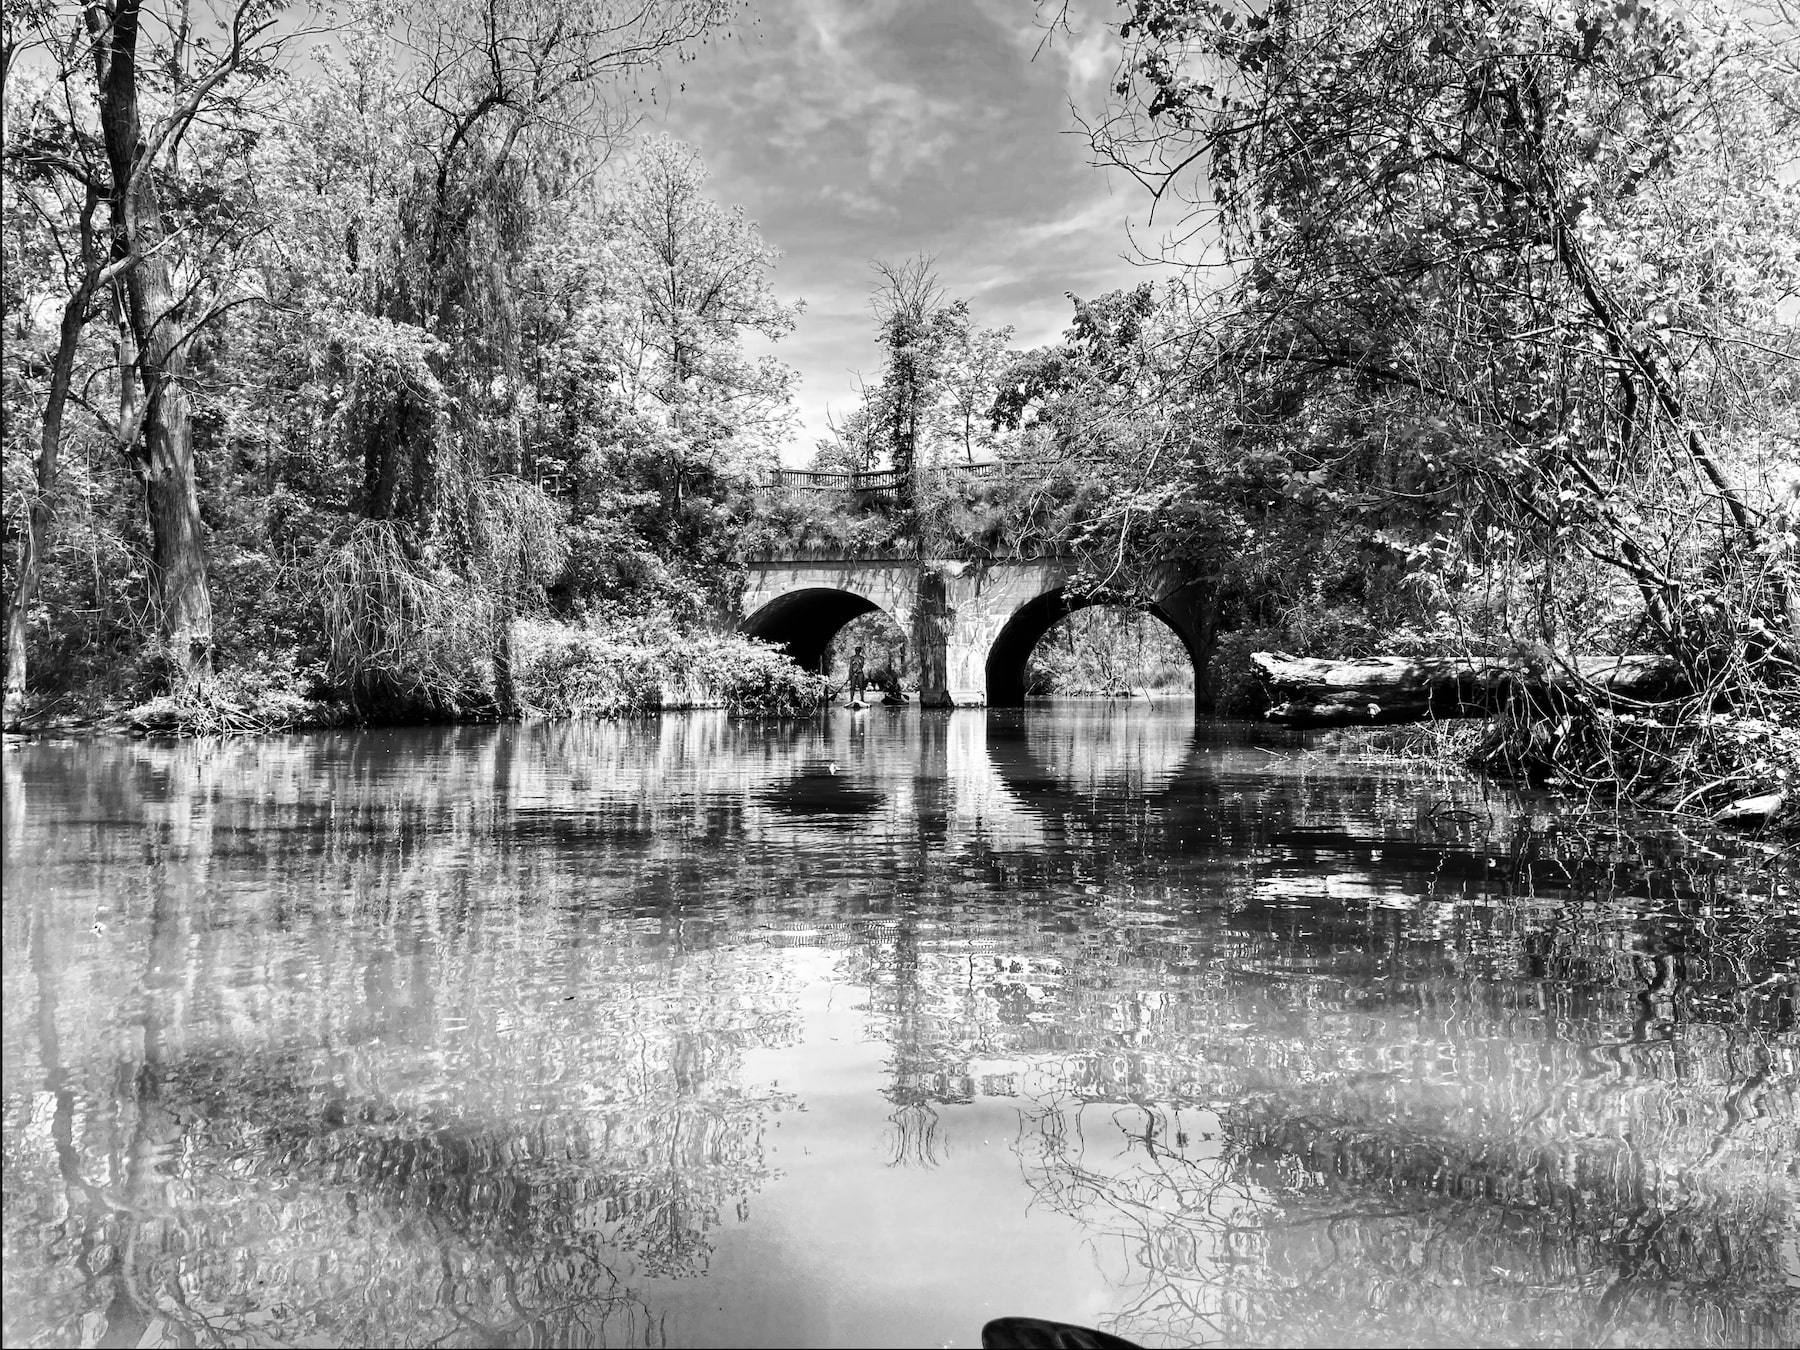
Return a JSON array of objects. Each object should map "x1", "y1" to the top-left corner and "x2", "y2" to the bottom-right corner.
[
  {"x1": 139, "y1": 358, "x2": 214, "y2": 687},
  {"x1": 1251, "y1": 653, "x2": 1683, "y2": 727},
  {"x1": 94, "y1": 0, "x2": 214, "y2": 694},
  {"x1": 4, "y1": 250, "x2": 98, "y2": 722}
]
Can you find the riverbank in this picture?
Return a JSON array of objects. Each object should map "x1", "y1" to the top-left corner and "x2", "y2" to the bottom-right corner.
[
  {"x1": 1209, "y1": 635, "x2": 1798, "y2": 834},
  {"x1": 0, "y1": 619, "x2": 830, "y2": 737},
  {"x1": 9, "y1": 630, "x2": 1791, "y2": 839},
  {"x1": 1313, "y1": 717, "x2": 1797, "y2": 835}
]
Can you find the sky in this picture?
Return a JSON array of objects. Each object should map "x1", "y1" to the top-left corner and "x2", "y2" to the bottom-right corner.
[{"x1": 646, "y1": 0, "x2": 1175, "y2": 461}]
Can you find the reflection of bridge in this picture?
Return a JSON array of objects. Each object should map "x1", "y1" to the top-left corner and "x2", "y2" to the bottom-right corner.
[{"x1": 741, "y1": 551, "x2": 1214, "y2": 707}]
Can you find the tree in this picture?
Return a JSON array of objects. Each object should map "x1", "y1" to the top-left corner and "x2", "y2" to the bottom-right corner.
[
  {"x1": 269, "y1": 1, "x2": 741, "y2": 711},
  {"x1": 528, "y1": 135, "x2": 798, "y2": 624},
  {"x1": 940, "y1": 314, "x2": 1014, "y2": 466},
  {"x1": 4, "y1": 0, "x2": 308, "y2": 705},
  {"x1": 358, "y1": 0, "x2": 735, "y2": 525},
  {"x1": 601, "y1": 136, "x2": 796, "y2": 402},
  {"x1": 1066, "y1": 0, "x2": 1800, "y2": 796},
  {"x1": 861, "y1": 256, "x2": 1018, "y2": 496},
  {"x1": 867, "y1": 255, "x2": 959, "y2": 496},
  {"x1": 2, "y1": 27, "x2": 124, "y2": 718},
  {"x1": 1095, "y1": 0, "x2": 1796, "y2": 636},
  {"x1": 595, "y1": 134, "x2": 797, "y2": 515},
  {"x1": 4, "y1": 0, "x2": 797, "y2": 725},
  {"x1": 811, "y1": 401, "x2": 883, "y2": 475}
]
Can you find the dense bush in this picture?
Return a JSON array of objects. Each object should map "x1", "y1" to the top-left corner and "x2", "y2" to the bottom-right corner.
[
  {"x1": 514, "y1": 619, "x2": 827, "y2": 719},
  {"x1": 512, "y1": 622, "x2": 666, "y2": 718},
  {"x1": 318, "y1": 522, "x2": 502, "y2": 720},
  {"x1": 115, "y1": 618, "x2": 829, "y2": 733},
  {"x1": 697, "y1": 637, "x2": 833, "y2": 717},
  {"x1": 743, "y1": 488, "x2": 910, "y2": 557}
]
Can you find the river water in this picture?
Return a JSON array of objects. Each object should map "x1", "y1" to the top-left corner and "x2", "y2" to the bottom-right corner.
[{"x1": 2, "y1": 705, "x2": 1795, "y2": 1348}]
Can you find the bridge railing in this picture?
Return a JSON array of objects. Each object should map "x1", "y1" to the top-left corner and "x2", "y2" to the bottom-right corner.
[
  {"x1": 763, "y1": 459, "x2": 1080, "y2": 497},
  {"x1": 766, "y1": 466, "x2": 909, "y2": 494}
]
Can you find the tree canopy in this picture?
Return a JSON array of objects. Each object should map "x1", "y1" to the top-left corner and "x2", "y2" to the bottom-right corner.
[{"x1": 1028, "y1": 0, "x2": 1800, "y2": 802}]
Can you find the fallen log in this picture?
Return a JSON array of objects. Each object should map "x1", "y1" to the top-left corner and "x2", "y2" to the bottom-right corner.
[
  {"x1": 1711, "y1": 791, "x2": 1786, "y2": 826},
  {"x1": 1250, "y1": 652, "x2": 1683, "y2": 727}
]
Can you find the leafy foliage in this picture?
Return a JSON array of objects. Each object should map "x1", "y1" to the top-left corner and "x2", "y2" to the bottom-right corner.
[
  {"x1": 2, "y1": 0, "x2": 824, "y2": 728},
  {"x1": 1028, "y1": 0, "x2": 1800, "y2": 814}
]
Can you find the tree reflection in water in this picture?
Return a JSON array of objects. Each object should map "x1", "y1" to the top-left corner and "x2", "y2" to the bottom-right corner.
[
  {"x1": 1000, "y1": 1008, "x2": 1791, "y2": 1347},
  {"x1": 884, "y1": 1101, "x2": 946, "y2": 1169},
  {"x1": 5, "y1": 726, "x2": 808, "y2": 1346},
  {"x1": 3, "y1": 710, "x2": 1795, "y2": 1348}
]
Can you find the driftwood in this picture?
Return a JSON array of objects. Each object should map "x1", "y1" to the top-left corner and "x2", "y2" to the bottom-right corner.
[{"x1": 1251, "y1": 652, "x2": 1683, "y2": 727}]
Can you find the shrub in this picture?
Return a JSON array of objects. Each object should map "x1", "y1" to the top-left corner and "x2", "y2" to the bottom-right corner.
[
  {"x1": 513, "y1": 619, "x2": 827, "y2": 719},
  {"x1": 688, "y1": 634, "x2": 832, "y2": 717},
  {"x1": 512, "y1": 622, "x2": 665, "y2": 717},
  {"x1": 125, "y1": 651, "x2": 351, "y2": 735}
]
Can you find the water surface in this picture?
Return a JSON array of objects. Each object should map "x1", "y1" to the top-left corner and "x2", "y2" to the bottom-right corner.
[{"x1": 3, "y1": 705, "x2": 1796, "y2": 1347}]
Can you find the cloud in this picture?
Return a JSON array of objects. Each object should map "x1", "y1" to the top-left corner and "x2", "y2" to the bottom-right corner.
[
  {"x1": 670, "y1": 1, "x2": 986, "y2": 190},
  {"x1": 815, "y1": 183, "x2": 894, "y2": 221},
  {"x1": 655, "y1": 0, "x2": 1179, "y2": 459},
  {"x1": 1042, "y1": 13, "x2": 1121, "y2": 101},
  {"x1": 1009, "y1": 194, "x2": 1136, "y2": 250},
  {"x1": 973, "y1": 0, "x2": 1122, "y2": 104}
]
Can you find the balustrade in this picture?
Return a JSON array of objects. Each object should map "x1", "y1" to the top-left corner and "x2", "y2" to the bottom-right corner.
[{"x1": 762, "y1": 459, "x2": 1082, "y2": 497}]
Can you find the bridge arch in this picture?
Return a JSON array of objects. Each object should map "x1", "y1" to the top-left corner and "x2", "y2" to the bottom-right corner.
[
  {"x1": 743, "y1": 585, "x2": 901, "y2": 675},
  {"x1": 981, "y1": 586, "x2": 1211, "y2": 707},
  {"x1": 743, "y1": 555, "x2": 1215, "y2": 706}
]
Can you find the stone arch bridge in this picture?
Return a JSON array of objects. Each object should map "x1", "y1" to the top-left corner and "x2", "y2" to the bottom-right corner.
[{"x1": 740, "y1": 552, "x2": 1214, "y2": 707}]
